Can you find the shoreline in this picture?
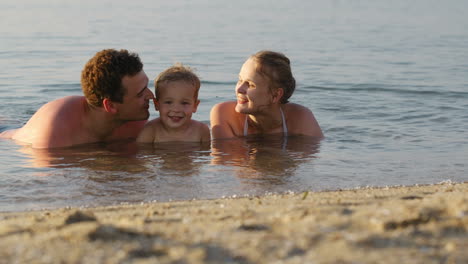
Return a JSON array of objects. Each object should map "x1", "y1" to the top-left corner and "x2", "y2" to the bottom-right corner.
[{"x1": 1, "y1": 181, "x2": 467, "y2": 263}]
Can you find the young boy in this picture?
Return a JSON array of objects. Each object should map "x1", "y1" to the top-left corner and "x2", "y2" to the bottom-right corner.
[{"x1": 137, "y1": 64, "x2": 210, "y2": 143}]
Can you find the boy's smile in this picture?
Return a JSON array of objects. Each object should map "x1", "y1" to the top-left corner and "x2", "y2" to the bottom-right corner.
[{"x1": 155, "y1": 80, "x2": 200, "y2": 130}]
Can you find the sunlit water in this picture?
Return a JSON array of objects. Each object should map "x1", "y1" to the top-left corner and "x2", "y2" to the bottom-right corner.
[{"x1": 1, "y1": 0, "x2": 467, "y2": 212}]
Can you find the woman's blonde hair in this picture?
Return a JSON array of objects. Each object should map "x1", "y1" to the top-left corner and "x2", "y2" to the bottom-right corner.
[{"x1": 251, "y1": 50, "x2": 295, "y2": 104}]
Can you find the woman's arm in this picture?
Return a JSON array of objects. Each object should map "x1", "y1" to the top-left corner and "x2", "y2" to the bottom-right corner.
[{"x1": 210, "y1": 102, "x2": 238, "y2": 139}]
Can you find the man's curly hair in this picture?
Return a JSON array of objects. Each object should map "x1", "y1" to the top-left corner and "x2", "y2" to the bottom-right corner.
[{"x1": 81, "y1": 49, "x2": 143, "y2": 107}]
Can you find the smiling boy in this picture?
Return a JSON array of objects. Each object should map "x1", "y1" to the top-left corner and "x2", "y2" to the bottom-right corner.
[{"x1": 136, "y1": 64, "x2": 210, "y2": 143}]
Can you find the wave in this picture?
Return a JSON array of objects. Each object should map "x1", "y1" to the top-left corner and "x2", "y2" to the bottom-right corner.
[
  {"x1": 201, "y1": 80, "x2": 235, "y2": 86},
  {"x1": 302, "y1": 85, "x2": 468, "y2": 98},
  {"x1": 38, "y1": 83, "x2": 81, "y2": 93}
]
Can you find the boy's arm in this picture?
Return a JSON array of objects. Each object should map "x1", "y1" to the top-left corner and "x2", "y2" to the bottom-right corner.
[
  {"x1": 200, "y1": 123, "x2": 211, "y2": 143},
  {"x1": 209, "y1": 102, "x2": 237, "y2": 139},
  {"x1": 136, "y1": 121, "x2": 156, "y2": 143}
]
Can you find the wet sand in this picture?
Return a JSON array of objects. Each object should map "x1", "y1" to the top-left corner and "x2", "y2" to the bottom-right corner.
[{"x1": 1, "y1": 181, "x2": 467, "y2": 263}]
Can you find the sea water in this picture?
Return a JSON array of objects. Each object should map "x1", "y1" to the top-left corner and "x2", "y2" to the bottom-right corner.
[{"x1": 0, "y1": 0, "x2": 467, "y2": 212}]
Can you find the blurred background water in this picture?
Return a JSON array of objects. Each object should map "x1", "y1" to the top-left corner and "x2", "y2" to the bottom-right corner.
[{"x1": 0, "y1": 0, "x2": 467, "y2": 212}]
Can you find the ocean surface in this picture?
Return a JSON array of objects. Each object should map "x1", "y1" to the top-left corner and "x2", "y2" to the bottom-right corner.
[{"x1": 1, "y1": 0, "x2": 467, "y2": 212}]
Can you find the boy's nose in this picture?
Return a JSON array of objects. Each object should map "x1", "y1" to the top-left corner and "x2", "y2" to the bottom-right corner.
[{"x1": 170, "y1": 103, "x2": 183, "y2": 112}]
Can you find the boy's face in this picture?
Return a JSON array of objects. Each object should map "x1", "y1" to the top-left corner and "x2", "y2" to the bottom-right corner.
[{"x1": 155, "y1": 80, "x2": 200, "y2": 129}]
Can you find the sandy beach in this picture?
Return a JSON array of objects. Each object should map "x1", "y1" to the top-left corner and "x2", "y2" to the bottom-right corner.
[{"x1": 1, "y1": 181, "x2": 466, "y2": 263}]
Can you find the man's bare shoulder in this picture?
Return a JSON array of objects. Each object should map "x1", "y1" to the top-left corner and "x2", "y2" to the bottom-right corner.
[
  {"x1": 23, "y1": 96, "x2": 85, "y2": 126},
  {"x1": 37, "y1": 96, "x2": 85, "y2": 111},
  {"x1": 12, "y1": 96, "x2": 87, "y2": 148}
]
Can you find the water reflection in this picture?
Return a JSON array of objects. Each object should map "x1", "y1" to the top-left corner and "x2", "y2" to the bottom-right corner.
[
  {"x1": 137, "y1": 142, "x2": 211, "y2": 177},
  {"x1": 17, "y1": 140, "x2": 148, "y2": 173},
  {"x1": 211, "y1": 135, "x2": 321, "y2": 184},
  {"x1": 4, "y1": 136, "x2": 321, "y2": 211},
  {"x1": 17, "y1": 136, "x2": 320, "y2": 180}
]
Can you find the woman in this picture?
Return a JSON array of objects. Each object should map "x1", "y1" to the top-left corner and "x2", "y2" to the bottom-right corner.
[{"x1": 210, "y1": 50, "x2": 323, "y2": 139}]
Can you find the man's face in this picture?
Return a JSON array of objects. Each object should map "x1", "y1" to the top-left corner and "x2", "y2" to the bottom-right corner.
[{"x1": 115, "y1": 70, "x2": 154, "y2": 121}]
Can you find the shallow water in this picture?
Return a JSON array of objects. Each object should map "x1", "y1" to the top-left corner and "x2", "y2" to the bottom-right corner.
[{"x1": 1, "y1": 0, "x2": 467, "y2": 212}]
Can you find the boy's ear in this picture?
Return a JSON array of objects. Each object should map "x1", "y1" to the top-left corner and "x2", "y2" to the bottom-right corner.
[
  {"x1": 153, "y1": 99, "x2": 160, "y2": 111},
  {"x1": 103, "y1": 98, "x2": 118, "y2": 114},
  {"x1": 193, "y1": 99, "x2": 200, "y2": 113},
  {"x1": 272, "y1": 88, "x2": 284, "y2": 104}
]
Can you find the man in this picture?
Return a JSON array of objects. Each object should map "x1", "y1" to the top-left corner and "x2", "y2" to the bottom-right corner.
[{"x1": 0, "y1": 49, "x2": 154, "y2": 148}]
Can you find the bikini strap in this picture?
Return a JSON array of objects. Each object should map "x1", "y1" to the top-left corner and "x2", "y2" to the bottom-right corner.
[
  {"x1": 244, "y1": 115, "x2": 249, "y2": 136},
  {"x1": 244, "y1": 109, "x2": 288, "y2": 137},
  {"x1": 280, "y1": 108, "x2": 288, "y2": 136}
]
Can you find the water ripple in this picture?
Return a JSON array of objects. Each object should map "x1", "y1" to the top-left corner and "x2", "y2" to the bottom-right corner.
[
  {"x1": 38, "y1": 83, "x2": 82, "y2": 93},
  {"x1": 201, "y1": 80, "x2": 235, "y2": 86},
  {"x1": 303, "y1": 85, "x2": 468, "y2": 98}
]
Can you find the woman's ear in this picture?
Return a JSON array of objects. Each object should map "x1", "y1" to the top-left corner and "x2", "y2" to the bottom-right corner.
[
  {"x1": 272, "y1": 88, "x2": 284, "y2": 103},
  {"x1": 103, "y1": 98, "x2": 118, "y2": 114}
]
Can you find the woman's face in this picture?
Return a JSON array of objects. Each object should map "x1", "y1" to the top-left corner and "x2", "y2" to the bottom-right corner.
[{"x1": 235, "y1": 58, "x2": 274, "y2": 115}]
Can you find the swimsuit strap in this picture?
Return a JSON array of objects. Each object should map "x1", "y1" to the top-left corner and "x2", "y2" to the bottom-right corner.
[
  {"x1": 280, "y1": 108, "x2": 288, "y2": 136},
  {"x1": 243, "y1": 108, "x2": 288, "y2": 136},
  {"x1": 244, "y1": 114, "x2": 249, "y2": 136}
]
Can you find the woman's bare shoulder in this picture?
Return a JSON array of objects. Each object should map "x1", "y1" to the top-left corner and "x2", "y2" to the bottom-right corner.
[
  {"x1": 211, "y1": 101, "x2": 237, "y2": 113},
  {"x1": 283, "y1": 103, "x2": 315, "y2": 119},
  {"x1": 284, "y1": 102, "x2": 312, "y2": 112},
  {"x1": 283, "y1": 103, "x2": 323, "y2": 137}
]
